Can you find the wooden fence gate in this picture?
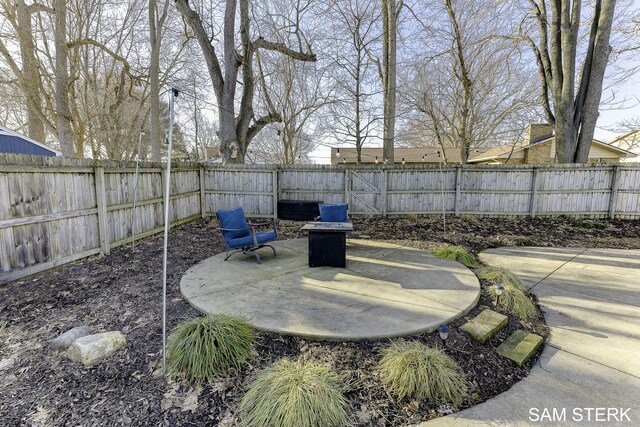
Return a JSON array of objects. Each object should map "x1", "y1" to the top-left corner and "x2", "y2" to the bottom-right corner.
[{"x1": 346, "y1": 170, "x2": 385, "y2": 215}]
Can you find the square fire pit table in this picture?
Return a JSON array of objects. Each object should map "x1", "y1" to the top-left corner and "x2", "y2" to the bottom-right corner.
[{"x1": 301, "y1": 222, "x2": 353, "y2": 267}]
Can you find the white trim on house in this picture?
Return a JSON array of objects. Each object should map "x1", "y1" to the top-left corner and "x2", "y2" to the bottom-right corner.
[{"x1": 0, "y1": 125, "x2": 63, "y2": 156}]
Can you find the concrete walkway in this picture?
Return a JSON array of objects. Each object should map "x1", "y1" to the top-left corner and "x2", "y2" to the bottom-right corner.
[
  {"x1": 420, "y1": 247, "x2": 640, "y2": 427},
  {"x1": 181, "y1": 239, "x2": 480, "y2": 340}
]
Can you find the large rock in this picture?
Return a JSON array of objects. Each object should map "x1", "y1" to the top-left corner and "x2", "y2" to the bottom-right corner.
[
  {"x1": 51, "y1": 325, "x2": 91, "y2": 350},
  {"x1": 66, "y1": 331, "x2": 126, "y2": 366}
]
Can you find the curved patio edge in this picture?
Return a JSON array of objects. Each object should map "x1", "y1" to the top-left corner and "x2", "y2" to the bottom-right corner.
[
  {"x1": 416, "y1": 247, "x2": 640, "y2": 426},
  {"x1": 180, "y1": 238, "x2": 481, "y2": 341}
]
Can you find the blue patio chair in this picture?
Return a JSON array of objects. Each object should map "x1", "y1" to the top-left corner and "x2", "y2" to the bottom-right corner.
[
  {"x1": 318, "y1": 204, "x2": 349, "y2": 222},
  {"x1": 216, "y1": 207, "x2": 278, "y2": 264}
]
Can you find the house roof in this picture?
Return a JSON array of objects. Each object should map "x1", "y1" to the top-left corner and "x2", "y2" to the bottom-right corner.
[
  {"x1": 609, "y1": 129, "x2": 639, "y2": 143},
  {"x1": 0, "y1": 126, "x2": 62, "y2": 156},
  {"x1": 468, "y1": 136, "x2": 636, "y2": 163},
  {"x1": 467, "y1": 142, "x2": 531, "y2": 163},
  {"x1": 608, "y1": 130, "x2": 640, "y2": 151},
  {"x1": 331, "y1": 147, "x2": 482, "y2": 164}
]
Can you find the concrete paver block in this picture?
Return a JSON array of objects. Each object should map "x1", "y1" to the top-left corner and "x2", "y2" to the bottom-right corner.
[
  {"x1": 459, "y1": 309, "x2": 508, "y2": 344},
  {"x1": 497, "y1": 330, "x2": 543, "y2": 366}
]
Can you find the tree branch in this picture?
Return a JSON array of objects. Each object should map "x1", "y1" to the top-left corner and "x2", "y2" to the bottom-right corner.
[
  {"x1": 246, "y1": 112, "x2": 282, "y2": 142},
  {"x1": 253, "y1": 37, "x2": 316, "y2": 62},
  {"x1": 173, "y1": 0, "x2": 224, "y2": 103},
  {"x1": 66, "y1": 38, "x2": 143, "y2": 82}
]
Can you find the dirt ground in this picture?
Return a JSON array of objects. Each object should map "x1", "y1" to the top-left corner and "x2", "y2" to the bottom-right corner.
[{"x1": 1, "y1": 215, "x2": 638, "y2": 426}]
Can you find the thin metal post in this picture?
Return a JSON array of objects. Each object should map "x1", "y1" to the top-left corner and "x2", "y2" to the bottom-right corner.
[
  {"x1": 162, "y1": 88, "x2": 178, "y2": 375},
  {"x1": 131, "y1": 130, "x2": 144, "y2": 252},
  {"x1": 438, "y1": 152, "x2": 446, "y2": 234}
]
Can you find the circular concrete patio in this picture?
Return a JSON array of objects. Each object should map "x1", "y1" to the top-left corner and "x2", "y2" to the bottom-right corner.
[{"x1": 180, "y1": 239, "x2": 480, "y2": 340}]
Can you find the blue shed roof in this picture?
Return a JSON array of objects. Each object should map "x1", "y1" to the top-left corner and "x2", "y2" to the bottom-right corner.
[{"x1": 0, "y1": 126, "x2": 62, "y2": 156}]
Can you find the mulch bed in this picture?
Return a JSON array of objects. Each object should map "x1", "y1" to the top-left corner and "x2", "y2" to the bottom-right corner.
[{"x1": 1, "y1": 216, "x2": 639, "y2": 426}]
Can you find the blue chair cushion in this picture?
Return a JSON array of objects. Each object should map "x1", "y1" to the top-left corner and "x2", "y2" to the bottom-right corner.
[
  {"x1": 217, "y1": 207, "x2": 250, "y2": 239},
  {"x1": 227, "y1": 231, "x2": 277, "y2": 249},
  {"x1": 319, "y1": 204, "x2": 348, "y2": 222}
]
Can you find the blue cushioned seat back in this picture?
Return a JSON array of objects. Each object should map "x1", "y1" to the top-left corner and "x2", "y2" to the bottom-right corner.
[
  {"x1": 319, "y1": 204, "x2": 348, "y2": 222},
  {"x1": 216, "y1": 207, "x2": 250, "y2": 240}
]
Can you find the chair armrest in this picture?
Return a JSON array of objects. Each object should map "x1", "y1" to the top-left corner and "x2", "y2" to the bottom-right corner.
[
  {"x1": 248, "y1": 220, "x2": 278, "y2": 240},
  {"x1": 218, "y1": 227, "x2": 249, "y2": 232}
]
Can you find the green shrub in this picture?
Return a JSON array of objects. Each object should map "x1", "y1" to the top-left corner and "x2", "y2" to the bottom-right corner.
[
  {"x1": 167, "y1": 314, "x2": 254, "y2": 382},
  {"x1": 432, "y1": 246, "x2": 479, "y2": 267},
  {"x1": 488, "y1": 284, "x2": 538, "y2": 320},
  {"x1": 238, "y1": 359, "x2": 349, "y2": 427},
  {"x1": 377, "y1": 340, "x2": 468, "y2": 406},
  {"x1": 476, "y1": 266, "x2": 526, "y2": 291},
  {"x1": 572, "y1": 219, "x2": 606, "y2": 230}
]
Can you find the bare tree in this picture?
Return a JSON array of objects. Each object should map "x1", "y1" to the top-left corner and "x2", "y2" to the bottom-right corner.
[
  {"x1": 524, "y1": 0, "x2": 618, "y2": 163},
  {"x1": 149, "y1": 0, "x2": 171, "y2": 162},
  {"x1": 0, "y1": 0, "x2": 55, "y2": 143},
  {"x1": 401, "y1": 0, "x2": 540, "y2": 162},
  {"x1": 174, "y1": 0, "x2": 317, "y2": 164},
  {"x1": 328, "y1": 0, "x2": 381, "y2": 164}
]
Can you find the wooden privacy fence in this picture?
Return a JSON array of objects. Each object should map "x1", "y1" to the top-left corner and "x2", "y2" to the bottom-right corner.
[
  {"x1": 1, "y1": 155, "x2": 640, "y2": 284},
  {"x1": 207, "y1": 163, "x2": 640, "y2": 219},
  {"x1": 0, "y1": 155, "x2": 201, "y2": 284}
]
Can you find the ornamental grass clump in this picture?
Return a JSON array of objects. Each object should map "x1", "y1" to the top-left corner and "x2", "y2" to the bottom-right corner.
[
  {"x1": 167, "y1": 314, "x2": 254, "y2": 382},
  {"x1": 488, "y1": 284, "x2": 538, "y2": 321},
  {"x1": 432, "y1": 246, "x2": 479, "y2": 267},
  {"x1": 238, "y1": 359, "x2": 349, "y2": 427},
  {"x1": 377, "y1": 340, "x2": 468, "y2": 406},
  {"x1": 476, "y1": 266, "x2": 526, "y2": 291}
]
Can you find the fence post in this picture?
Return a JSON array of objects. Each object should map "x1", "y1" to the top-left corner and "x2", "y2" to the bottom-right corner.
[
  {"x1": 454, "y1": 166, "x2": 462, "y2": 216},
  {"x1": 529, "y1": 167, "x2": 539, "y2": 218},
  {"x1": 344, "y1": 169, "x2": 350, "y2": 206},
  {"x1": 94, "y1": 165, "x2": 110, "y2": 255},
  {"x1": 381, "y1": 168, "x2": 388, "y2": 216},
  {"x1": 199, "y1": 164, "x2": 206, "y2": 218},
  {"x1": 272, "y1": 167, "x2": 278, "y2": 220},
  {"x1": 608, "y1": 165, "x2": 621, "y2": 219}
]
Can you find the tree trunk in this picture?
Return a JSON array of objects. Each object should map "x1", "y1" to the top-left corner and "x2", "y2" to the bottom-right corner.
[
  {"x1": 530, "y1": 0, "x2": 617, "y2": 163},
  {"x1": 218, "y1": 0, "x2": 241, "y2": 163},
  {"x1": 16, "y1": 1, "x2": 46, "y2": 143},
  {"x1": 174, "y1": 0, "x2": 315, "y2": 164},
  {"x1": 574, "y1": 0, "x2": 616, "y2": 162},
  {"x1": 381, "y1": 0, "x2": 398, "y2": 165},
  {"x1": 54, "y1": 0, "x2": 75, "y2": 157},
  {"x1": 149, "y1": 0, "x2": 162, "y2": 162},
  {"x1": 445, "y1": 0, "x2": 472, "y2": 164}
]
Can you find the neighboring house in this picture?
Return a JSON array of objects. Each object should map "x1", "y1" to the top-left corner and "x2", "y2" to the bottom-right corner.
[
  {"x1": 468, "y1": 124, "x2": 636, "y2": 164},
  {"x1": 0, "y1": 126, "x2": 61, "y2": 156},
  {"x1": 607, "y1": 130, "x2": 639, "y2": 162},
  {"x1": 330, "y1": 147, "x2": 478, "y2": 165},
  {"x1": 203, "y1": 146, "x2": 223, "y2": 163}
]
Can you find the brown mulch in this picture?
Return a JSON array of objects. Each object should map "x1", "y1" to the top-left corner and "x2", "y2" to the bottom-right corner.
[{"x1": 0, "y1": 216, "x2": 638, "y2": 426}]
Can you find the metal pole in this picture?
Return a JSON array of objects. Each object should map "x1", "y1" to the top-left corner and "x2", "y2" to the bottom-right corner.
[
  {"x1": 162, "y1": 88, "x2": 178, "y2": 375},
  {"x1": 438, "y1": 151, "x2": 446, "y2": 234},
  {"x1": 131, "y1": 130, "x2": 144, "y2": 252}
]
